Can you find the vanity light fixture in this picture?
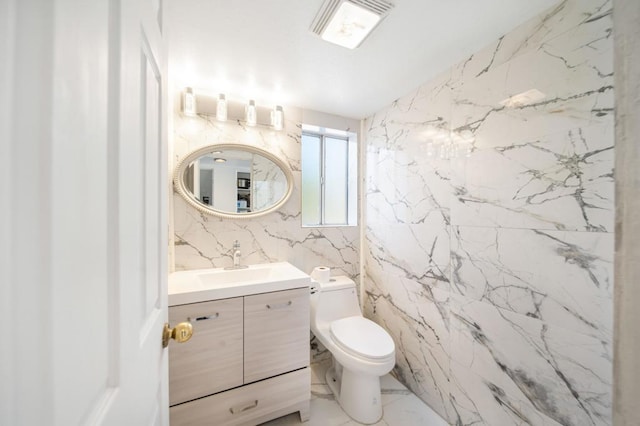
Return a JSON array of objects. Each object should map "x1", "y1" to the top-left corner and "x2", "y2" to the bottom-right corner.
[
  {"x1": 213, "y1": 157, "x2": 227, "y2": 163},
  {"x1": 246, "y1": 99, "x2": 257, "y2": 126},
  {"x1": 216, "y1": 93, "x2": 228, "y2": 122},
  {"x1": 310, "y1": 0, "x2": 394, "y2": 49},
  {"x1": 188, "y1": 93, "x2": 278, "y2": 128},
  {"x1": 183, "y1": 87, "x2": 197, "y2": 116},
  {"x1": 271, "y1": 105, "x2": 284, "y2": 131}
]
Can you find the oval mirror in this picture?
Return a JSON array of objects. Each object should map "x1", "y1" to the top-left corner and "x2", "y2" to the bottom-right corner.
[{"x1": 174, "y1": 144, "x2": 294, "y2": 219}]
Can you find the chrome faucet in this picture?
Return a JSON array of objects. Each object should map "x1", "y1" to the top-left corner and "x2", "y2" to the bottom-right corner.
[
  {"x1": 232, "y1": 240, "x2": 242, "y2": 267},
  {"x1": 225, "y1": 240, "x2": 248, "y2": 270}
]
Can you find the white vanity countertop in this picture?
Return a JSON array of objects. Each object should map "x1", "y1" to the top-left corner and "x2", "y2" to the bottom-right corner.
[{"x1": 168, "y1": 261, "x2": 311, "y2": 306}]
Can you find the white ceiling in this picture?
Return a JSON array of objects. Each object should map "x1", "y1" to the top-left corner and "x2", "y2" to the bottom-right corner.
[{"x1": 167, "y1": 0, "x2": 559, "y2": 120}]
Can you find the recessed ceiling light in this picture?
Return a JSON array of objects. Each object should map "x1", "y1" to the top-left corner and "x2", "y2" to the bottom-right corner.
[
  {"x1": 500, "y1": 89, "x2": 546, "y2": 108},
  {"x1": 311, "y1": 0, "x2": 394, "y2": 50}
]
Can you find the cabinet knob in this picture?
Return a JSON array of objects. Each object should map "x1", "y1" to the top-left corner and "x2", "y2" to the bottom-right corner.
[{"x1": 162, "y1": 322, "x2": 193, "y2": 348}]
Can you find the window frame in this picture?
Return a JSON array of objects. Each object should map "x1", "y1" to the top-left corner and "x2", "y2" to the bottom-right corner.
[{"x1": 301, "y1": 130, "x2": 357, "y2": 227}]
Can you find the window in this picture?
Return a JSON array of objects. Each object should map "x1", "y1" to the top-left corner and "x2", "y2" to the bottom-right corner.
[{"x1": 301, "y1": 127, "x2": 357, "y2": 227}]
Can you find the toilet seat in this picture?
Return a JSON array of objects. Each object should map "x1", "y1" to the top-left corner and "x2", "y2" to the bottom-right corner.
[{"x1": 330, "y1": 316, "x2": 394, "y2": 360}]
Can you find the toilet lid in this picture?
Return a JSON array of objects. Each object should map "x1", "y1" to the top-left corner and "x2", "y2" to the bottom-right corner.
[{"x1": 330, "y1": 316, "x2": 395, "y2": 360}]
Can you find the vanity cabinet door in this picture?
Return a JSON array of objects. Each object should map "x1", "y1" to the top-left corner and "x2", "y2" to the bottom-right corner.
[
  {"x1": 243, "y1": 287, "x2": 309, "y2": 383},
  {"x1": 169, "y1": 297, "x2": 243, "y2": 406}
]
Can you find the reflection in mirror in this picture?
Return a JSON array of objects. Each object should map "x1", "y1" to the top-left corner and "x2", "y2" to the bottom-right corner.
[{"x1": 174, "y1": 144, "x2": 293, "y2": 219}]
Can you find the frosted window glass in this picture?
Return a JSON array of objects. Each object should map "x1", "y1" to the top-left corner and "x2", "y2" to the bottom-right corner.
[
  {"x1": 324, "y1": 137, "x2": 348, "y2": 224},
  {"x1": 302, "y1": 134, "x2": 321, "y2": 226}
]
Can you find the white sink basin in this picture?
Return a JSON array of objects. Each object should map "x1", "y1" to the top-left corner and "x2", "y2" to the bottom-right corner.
[
  {"x1": 198, "y1": 267, "x2": 277, "y2": 286},
  {"x1": 169, "y1": 262, "x2": 310, "y2": 306}
]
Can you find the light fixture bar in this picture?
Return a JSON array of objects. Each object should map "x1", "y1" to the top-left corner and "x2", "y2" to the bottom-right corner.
[{"x1": 181, "y1": 91, "x2": 284, "y2": 130}]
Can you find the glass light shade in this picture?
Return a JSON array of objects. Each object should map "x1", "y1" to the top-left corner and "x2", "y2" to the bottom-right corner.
[
  {"x1": 183, "y1": 87, "x2": 196, "y2": 116},
  {"x1": 216, "y1": 93, "x2": 227, "y2": 122},
  {"x1": 271, "y1": 105, "x2": 284, "y2": 131},
  {"x1": 246, "y1": 100, "x2": 257, "y2": 126}
]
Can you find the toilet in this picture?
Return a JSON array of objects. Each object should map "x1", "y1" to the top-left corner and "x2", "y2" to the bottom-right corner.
[{"x1": 310, "y1": 276, "x2": 395, "y2": 424}]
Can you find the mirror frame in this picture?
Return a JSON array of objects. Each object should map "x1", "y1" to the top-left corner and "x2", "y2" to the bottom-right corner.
[{"x1": 173, "y1": 143, "x2": 294, "y2": 219}]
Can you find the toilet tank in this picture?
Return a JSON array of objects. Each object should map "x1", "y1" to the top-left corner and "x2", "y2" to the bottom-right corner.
[{"x1": 312, "y1": 276, "x2": 361, "y2": 326}]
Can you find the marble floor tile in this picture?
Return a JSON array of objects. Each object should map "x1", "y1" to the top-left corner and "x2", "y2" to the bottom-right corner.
[{"x1": 260, "y1": 361, "x2": 447, "y2": 426}]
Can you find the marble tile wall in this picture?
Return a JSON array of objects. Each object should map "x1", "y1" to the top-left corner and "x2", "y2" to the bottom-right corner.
[
  {"x1": 363, "y1": 0, "x2": 614, "y2": 425},
  {"x1": 251, "y1": 154, "x2": 287, "y2": 211},
  {"x1": 171, "y1": 104, "x2": 360, "y2": 283}
]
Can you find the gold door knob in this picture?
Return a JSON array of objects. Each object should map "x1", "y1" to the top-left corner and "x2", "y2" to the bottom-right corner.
[{"x1": 162, "y1": 322, "x2": 193, "y2": 348}]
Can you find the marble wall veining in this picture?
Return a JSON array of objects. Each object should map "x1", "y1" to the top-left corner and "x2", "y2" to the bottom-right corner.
[
  {"x1": 171, "y1": 103, "x2": 360, "y2": 284},
  {"x1": 363, "y1": 0, "x2": 614, "y2": 425}
]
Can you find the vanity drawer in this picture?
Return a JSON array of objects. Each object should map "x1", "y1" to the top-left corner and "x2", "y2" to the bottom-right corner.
[
  {"x1": 169, "y1": 297, "x2": 244, "y2": 406},
  {"x1": 170, "y1": 367, "x2": 310, "y2": 426},
  {"x1": 243, "y1": 287, "x2": 309, "y2": 383}
]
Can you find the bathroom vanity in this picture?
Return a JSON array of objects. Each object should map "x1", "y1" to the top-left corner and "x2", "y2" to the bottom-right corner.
[{"x1": 168, "y1": 262, "x2": 311, "y2": 425}]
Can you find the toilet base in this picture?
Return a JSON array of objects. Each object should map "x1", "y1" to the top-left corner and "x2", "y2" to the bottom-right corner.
[{"x1": 326, "y1": 364, "x2": 383, "y2": 424}]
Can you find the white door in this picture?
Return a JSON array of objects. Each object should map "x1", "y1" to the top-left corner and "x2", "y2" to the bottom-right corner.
[{"x1": 0, "y1": 0, "x2": 170, "y2": 425}]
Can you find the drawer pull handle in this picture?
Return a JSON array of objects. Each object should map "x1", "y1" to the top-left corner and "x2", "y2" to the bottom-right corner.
[
  {"x1": 266, "y1": 301, "x2": 292, "y2": 310},
  {"x1": 229, "y1": 399, "x2": 259, "y2": 414},
  {"x1": 188, "y1": 313, "x2": 219, "y2": 322}
]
